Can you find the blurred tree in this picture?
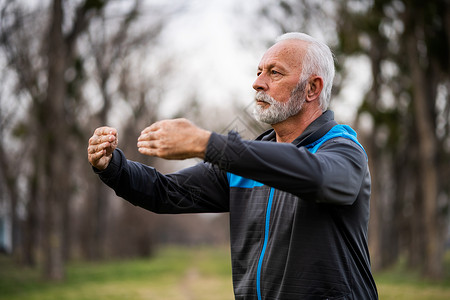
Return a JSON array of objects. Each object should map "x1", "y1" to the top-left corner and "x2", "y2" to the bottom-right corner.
[
  {"x1": 0, "y1": 0, "x2": 98, "y2": 278},
  {"x1": 38, "y1": 0, "x2": 107, "y2": 281},
  {"x1": 257, "y1": 0, "x2": 450, "y2": 279},
  {"x1": 338, "y1": 0, "x2": 450, "y2": 280},
  {"x1": 0, "y1": 66, "x2": 21, "y2": 259},
  {"x1": 0, "y1": 0, "x2": 178, "y2": 280},
  {"x1": 78, "y1": 0, "x2": 168, "y2": 261},
  {"x1": 0, "y1": 1, "x2": 47, "y2": 266}
]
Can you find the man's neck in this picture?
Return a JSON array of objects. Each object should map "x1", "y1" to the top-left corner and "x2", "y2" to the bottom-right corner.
[{"x1": 273, "y1": 108, "x2": 323, "y2": 143}]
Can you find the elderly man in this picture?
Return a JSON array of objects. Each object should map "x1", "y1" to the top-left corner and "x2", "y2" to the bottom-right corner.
[{"x1": 88, "y1": 32, "x2": 378, "y2": 299}]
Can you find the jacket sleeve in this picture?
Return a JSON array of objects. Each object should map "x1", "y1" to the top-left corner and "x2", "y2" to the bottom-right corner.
[
  {"x1": 205, "y1": 131, "x2": 368, "y2": 205},
  {"x1": 95, "y1": 149, "x2": 230, "y2": 213}
]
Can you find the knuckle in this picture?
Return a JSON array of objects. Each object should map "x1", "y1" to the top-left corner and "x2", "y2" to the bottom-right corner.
[{"x1": 152, "y1": 132, "x2": 160, "y2": 140}]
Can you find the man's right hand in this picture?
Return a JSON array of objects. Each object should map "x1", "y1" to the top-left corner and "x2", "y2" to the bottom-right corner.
[{"x1": 87, "y1": 127, "x2": 118, "y2": 170}]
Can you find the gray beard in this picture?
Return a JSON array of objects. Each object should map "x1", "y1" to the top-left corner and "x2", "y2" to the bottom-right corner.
[{"x1": 253, "y1": 83, "x2": 306, "y2": 125}]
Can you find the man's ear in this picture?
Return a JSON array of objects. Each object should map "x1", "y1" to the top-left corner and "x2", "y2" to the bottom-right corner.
[{"x1": 306, "y1": 76, "x2": 324, "y2": 102}]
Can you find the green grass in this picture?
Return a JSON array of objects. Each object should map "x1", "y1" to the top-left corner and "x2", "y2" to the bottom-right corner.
[
  {"x1": 0, "y1": 247, "x2": 234, "y2": 300},
  {"x1": 373, "y1": 251, "x2": 450, "y2": 300},
  {"x1": 1, "y1": 247, "x2": 450, "y2": 299}
]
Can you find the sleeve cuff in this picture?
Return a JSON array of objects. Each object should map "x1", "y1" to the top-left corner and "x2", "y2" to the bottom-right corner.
[
  {"x1": 93, "y1": 149, "x2": 123, "y2": 180},
  {"x1": 204, "y1": 131, "x2": 242, "y2": 170},
  {"x1": 204, "y1": 132, "x2": 226, "y2": 164}
]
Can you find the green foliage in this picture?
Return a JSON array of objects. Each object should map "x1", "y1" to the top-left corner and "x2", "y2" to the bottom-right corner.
[{"x1": 11, "y1": 121, "x2": 28, "y2": 139}]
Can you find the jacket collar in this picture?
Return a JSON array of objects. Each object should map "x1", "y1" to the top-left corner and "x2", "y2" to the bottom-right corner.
[{"x1": 256, "y1": 110, "x2": 336, "y2": 146}]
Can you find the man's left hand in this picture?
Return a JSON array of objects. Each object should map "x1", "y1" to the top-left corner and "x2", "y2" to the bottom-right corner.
[{"x1": 137, "y1": 118, "x2": 211, "y2": 160}]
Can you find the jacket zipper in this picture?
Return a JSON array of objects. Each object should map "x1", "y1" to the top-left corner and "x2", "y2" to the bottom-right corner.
[{"x1": 256, "y1": 187, "x2": 275, "y2": 300}]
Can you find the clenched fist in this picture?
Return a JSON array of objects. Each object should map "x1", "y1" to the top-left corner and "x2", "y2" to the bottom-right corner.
[
  {"x1": 87, "y1": 127, "x2": 118, "y2": 170},
  {"x1": 137, "y1": 118, "x2": 211, "y2": 160}
]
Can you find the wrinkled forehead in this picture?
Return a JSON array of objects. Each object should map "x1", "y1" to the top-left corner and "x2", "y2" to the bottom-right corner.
[{"x1": 258, "y1": 39, "x2": 309, "y2": 70}]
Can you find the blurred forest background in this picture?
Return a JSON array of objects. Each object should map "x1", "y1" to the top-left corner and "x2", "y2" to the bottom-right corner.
[{"x1": 0, "y1": 0, "x2": 449, "y2": 284}]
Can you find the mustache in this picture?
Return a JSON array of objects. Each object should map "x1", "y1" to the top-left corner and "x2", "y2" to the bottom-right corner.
[{"x1": 255, "y1": 91, "x2": 276, "y2": 104}]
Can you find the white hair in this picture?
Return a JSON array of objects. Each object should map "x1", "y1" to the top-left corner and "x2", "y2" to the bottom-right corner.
[{"x1": 275, "y1": 32, "x2": 335, "y2": 111}]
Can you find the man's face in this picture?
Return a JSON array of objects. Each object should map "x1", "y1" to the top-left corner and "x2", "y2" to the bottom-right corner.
[
  {"x1": 253, "y1": 80, "x2": 307, "y2": 124},
  {"x1": 252, "y1": 40, "x2": 307, "y2": 124}
]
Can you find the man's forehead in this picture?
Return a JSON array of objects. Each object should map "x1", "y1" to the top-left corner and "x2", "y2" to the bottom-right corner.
[{"x1": 258, "y1": 39, "x2": 307, "y2": 69}]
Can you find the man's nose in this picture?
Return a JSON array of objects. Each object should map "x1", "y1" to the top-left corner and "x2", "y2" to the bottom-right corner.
[{"x1": 252, "y1": 74, "x2": 268, "y2": 91}]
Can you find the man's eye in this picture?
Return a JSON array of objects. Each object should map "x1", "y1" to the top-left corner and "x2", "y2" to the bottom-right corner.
[
  {"x1": 256, "y1": 71, "x2": 262, "y2": 76},
  {"x1": 272, "y1": 70, "x2": 280, "y2": 75}
]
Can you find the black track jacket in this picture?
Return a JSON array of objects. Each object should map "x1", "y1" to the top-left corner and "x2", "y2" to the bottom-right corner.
[{"x1": 95, "y1": 111, "x2": 378, "y2": 299}]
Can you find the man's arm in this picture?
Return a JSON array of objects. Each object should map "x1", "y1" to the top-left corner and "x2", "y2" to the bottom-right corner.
[
  {"x1": 87, "y1": 123, "x2": 228, "y2": 214},
  {"x1": 116, "y1": 118, "x2": 366, "y2": 205},
  {"x1": 95, "y1": 149, "x2": 230, "y2": 213},
  {"x1": 205, "y1": 131, "x2": 368, "y2": 205}
]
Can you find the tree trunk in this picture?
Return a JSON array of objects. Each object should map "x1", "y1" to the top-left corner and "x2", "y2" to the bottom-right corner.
[
  {"x1": 364, "y1": 134, "x2": 382, "y2": 270},
  {"x1": 405, "y1": 21, "x2": 442, "y2": 279},
  {"x1": 23, "y1": 170, "x2": 39, "y2": 267},
  {"x1": 42, "y1": 0, "x2": 67, "y2": 281}
]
